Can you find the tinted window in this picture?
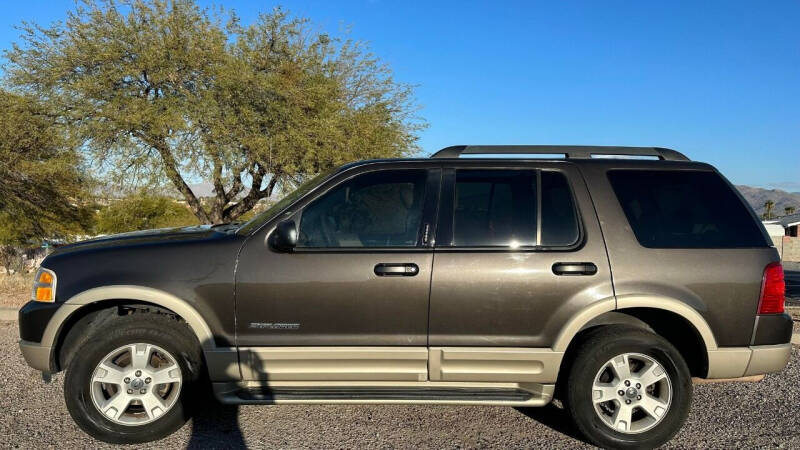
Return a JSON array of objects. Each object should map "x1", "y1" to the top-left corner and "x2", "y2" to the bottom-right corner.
[
  {"x1": 450, "y1": 170, "x2": 580, "y2": 248},
  {"x1": 298, "y1": 170, "x2": 427, "y2": 248},
  {"x1": 608, "y1": 170, "x2": 768, "y2": 248},
  {"x1": 239, "y1": 168, "x2": 336, "y2": 234},
  {"x1": 453, "y1": 170, "x2": 537, "y2": 247},
  {"x1": 541, "y1": 171, "x2": 580, "y2": 246}
]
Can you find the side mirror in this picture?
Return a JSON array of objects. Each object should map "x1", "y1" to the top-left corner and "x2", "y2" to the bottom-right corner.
[{"x1": 271, "y1": 220, "x2": 297, "y2": 252}]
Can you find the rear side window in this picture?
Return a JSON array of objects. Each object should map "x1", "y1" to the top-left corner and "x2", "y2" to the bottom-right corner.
[
  {"x1": 541, "y1": 171, "x2": 580, "y2": 246},
  {"x1": 608, "y1": 170, "x2": 768, "y2": 248},
  {"x1": 449, "y1": 169, "x2": 580, "y2": 248},
  {"x1": 453, "y1": 170, "x2": 537, "y2": 247}
]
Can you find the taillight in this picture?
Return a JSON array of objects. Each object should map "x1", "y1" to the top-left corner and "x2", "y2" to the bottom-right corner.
[{"x1": 757, "y1": 262, "x2": 785, "y2": 314}]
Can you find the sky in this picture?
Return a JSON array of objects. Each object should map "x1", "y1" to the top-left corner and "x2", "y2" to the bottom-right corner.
[{"x1": 1, "y1": 0, "x2": 799, "y2": 190}]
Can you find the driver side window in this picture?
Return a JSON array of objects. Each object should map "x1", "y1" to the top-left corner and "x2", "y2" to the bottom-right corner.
[{"x1": 297, "y1": 169, "x2": 428, "y2": 248}]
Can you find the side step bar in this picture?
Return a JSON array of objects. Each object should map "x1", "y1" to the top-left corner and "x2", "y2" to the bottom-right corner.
[
  {"x1": 240, "y1": 387, "x2": 533, "y2": 402},
  {"x1": 213, "y1": 381, "x2": 555, "y2": 407}
]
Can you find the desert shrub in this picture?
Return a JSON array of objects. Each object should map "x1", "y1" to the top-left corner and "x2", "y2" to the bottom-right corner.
[{"x1": 95, "y1": 193, "x2": 199, "y2": 234}]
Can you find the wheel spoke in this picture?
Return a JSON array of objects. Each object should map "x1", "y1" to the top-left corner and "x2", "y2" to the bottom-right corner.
[
  {"x1": 638, "y1": 362, "x2": 667, "y2": 388},
  {"x1": 130, "y1": 343, "x2": 153, "y2": 370},
  {"x1": 592, "y1": 352, "x2": 674, "y2": 435},
  {"x1": 611, "y1": 354, "x2": 632, "y2": 380},
  {"x1": 101, "y1": 392, "x2": 131, "y2": 420},
  {"x1": 151, "y1": 365, "x2": 182, "y2": 386},
  {"x1": 611, "y1": 404, "x2": 634, "y2": 432},
  {"x1": 89, "y1": 342, "x2": 183, "y2": 425},
  {"x1": 140, "y1": 392, "x2": 167, "y2": 420},
  {"x1": 92, "y1": 361, "x2": 126, "y2": 385},
  {"x1": 592, "y1": 383, "x2": 619, "y2": 404},
  {"x1": 639, "y1": 393, "x2": 669, "y2": 419}
]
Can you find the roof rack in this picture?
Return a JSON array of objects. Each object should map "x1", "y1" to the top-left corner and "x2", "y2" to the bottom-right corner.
[{"x1": 430, "y1": 145, "x2": 690, "y2": 161}]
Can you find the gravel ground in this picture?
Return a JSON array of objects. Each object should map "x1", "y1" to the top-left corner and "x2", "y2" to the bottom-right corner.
[{"x1": 1, "y1": 322, "x2": 798, "y2": 449}]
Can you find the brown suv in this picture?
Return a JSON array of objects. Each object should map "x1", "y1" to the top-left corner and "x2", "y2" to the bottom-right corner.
[{"x1": 18, "y1": 145, "x2": 792, "y2": 448}]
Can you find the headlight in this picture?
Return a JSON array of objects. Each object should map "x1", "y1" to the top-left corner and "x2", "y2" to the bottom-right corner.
[{"x1": 32, "y1": 268, "x2": 57, "y2": 302}]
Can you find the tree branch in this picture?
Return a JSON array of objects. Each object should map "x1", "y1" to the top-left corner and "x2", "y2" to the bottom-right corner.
[
  {"x1": 226, "y1": 159, "x2": 253, "y2": 203},
  {"x1": 222, "y1": 165, "x2": 278, "y2": 221},
  {"x1": 136, "y1": 132, "x2": 212, "y2": 224},
  {"x1": 209, "y1": 152, "x2": 226, "y2": 223}
]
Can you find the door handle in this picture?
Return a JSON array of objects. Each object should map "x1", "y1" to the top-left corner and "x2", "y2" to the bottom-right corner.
[
  {"x1": 552, "y1": 262, "x2": 597, "y2": 276},
  {"x1": 374, "y1": 263, "x2": 419, "y2": 276}
]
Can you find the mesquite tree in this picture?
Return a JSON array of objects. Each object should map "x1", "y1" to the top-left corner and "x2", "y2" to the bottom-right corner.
[{"x1": 4, "y1": 0, "x2": 424, "y2": 223}]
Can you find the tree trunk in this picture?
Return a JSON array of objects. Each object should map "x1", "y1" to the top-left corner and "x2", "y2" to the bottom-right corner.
[
  {"x1": 146, "y1": 135, "x2": 212, "y2": 224},
  {"x1": 222, "y1": 169, "x2": 280, "y2": 222}
]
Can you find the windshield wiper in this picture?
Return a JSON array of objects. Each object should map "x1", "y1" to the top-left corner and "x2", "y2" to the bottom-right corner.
[{"x1": 210, "y1": 222, "x2": 242, "y2": 230}]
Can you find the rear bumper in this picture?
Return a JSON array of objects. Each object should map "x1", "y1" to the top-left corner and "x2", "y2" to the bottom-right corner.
[
  {"x1": 751, "y1": 314, "x2": 793, "y2": 346},
  {"x1": 19, "y1": 340, "x2": 53, "y2": 372},
  {"x1": 745, "y1": 343, "x2": 792, "y2": 376},
  {"x1": 706, "y1": 343, "x2": 792, "y2": 379}
]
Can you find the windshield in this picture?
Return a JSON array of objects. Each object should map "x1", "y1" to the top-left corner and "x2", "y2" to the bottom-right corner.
[{"x1": 237, "y1": 168, "x2": 336, "y2": 234}]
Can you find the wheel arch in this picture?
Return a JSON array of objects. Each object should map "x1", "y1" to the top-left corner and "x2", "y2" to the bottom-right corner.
[
  {"x1": 44, "y1": 286, "x2": 217, "y2": 372},
  {"x1": 51, "y1": 286, "x2": 214, "y2": 348},
  {"x1": 554, "y1": 295, "x2": 717, "y2": 351},
  {"x1": 554, "y1": 294, "x2": 717, "y2": 378}
]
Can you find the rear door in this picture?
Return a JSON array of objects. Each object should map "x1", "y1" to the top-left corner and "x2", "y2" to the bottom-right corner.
[{"x1": 428, "y1": 162, "x2": 614, "y2": 353}]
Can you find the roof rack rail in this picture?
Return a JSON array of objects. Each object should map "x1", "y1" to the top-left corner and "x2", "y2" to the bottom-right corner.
[{"x1": 430, "y1": 145, "x2": 690, "y2": 161}]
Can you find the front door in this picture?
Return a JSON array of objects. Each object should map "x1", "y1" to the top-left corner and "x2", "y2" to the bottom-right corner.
[{"x1": 235, "y1": 166, "x2": 439, "y2": 381}]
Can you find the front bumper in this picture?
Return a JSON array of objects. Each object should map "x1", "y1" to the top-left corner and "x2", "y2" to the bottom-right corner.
[
  {"x1": 19, "y1": 339, "x2": 53, "y2": 372},
  {"x1": 17, "y1": 300, "x2": 63, "y2": 373},
  {"x1": 18, "y1": 301, "x2": 63, "y2": 343}
]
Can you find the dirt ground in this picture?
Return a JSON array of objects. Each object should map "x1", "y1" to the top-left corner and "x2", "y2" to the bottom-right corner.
[{"x1": 0, "y1": 272, "x2": 33, "y2": 308}]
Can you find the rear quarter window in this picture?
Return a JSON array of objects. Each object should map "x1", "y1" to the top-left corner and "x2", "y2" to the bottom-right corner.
[{"x1": 607, "y1": 170, "x2": 768, "y2": 248}]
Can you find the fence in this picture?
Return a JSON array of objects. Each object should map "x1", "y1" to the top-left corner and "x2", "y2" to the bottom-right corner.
[{"x1": 771, "y1": 235, "x2": 800, "y2": 262}]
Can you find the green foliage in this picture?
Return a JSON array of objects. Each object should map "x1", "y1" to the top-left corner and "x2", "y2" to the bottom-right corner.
[
  {"x1": 94, "y1": 193, "x2": 199, "y2": 234},
  {"x1": 0, "y1": 89, "x2": 91, "y2": 247},
  {"x1": 4, "y1": 0, "x2": 425, "y2": 224}
]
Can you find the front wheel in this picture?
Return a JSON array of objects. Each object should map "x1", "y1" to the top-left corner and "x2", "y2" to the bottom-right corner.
[
  {"x1": 64, "y1": 312, "x2": 204, "y2": 444},
  {"x1": 563, "y1": 326, "x2": 692, "y2": 449}
]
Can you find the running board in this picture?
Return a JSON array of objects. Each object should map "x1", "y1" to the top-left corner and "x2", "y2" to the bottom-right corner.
[{"x1": 213, "y1": 381, "x2": 555, "y2": 406}]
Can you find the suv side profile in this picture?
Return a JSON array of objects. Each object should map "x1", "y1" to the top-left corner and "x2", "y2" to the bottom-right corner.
[{"x1": 18, "y1": 145, "x2": 792, "y2": 449}]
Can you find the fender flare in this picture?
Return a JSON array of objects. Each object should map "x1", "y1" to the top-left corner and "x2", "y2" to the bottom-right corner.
[
  {"x1": 42, "y1": 285, "x2": 217, "y2": 351},
  {"x1": 615, "y1": 294, "x2": 718, "y2": 351},
  {"x1": 552, "y1": 294, "x2": 718, "y2": 352}
]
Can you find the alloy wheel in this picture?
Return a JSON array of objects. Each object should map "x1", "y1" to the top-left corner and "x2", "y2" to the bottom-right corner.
[
  {"x1": 591, "y1": 352, "x2": 673, "y2": 434},
  {"x1": 89, "y1": 343, "x2": 182, "y2": 426}
]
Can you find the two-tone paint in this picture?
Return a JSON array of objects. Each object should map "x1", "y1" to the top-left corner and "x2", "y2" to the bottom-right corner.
[{"x1": 18, "y1": 156, "x2": 793, "y2": 402}]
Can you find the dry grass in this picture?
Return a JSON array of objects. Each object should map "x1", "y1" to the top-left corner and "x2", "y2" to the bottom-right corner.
[{"x1": 0, "y1": 272, "x2": 34, "y2": 309}]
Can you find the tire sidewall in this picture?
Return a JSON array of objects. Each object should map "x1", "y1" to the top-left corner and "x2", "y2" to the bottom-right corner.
[
  {"x1": 567, "y1": 329, "x2": 692, "y2": 449},
  {"x1": 64, "y1": 316, "x2": 202, "y2": 444}
]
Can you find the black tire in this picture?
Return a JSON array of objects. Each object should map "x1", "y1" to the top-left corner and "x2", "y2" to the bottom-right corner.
[
  {"x1": 563, "y1": 326, "x2": 692, "y2": 450},
  {"x1": 64, "y1": 312, "x2": 204, "y2": 444}
]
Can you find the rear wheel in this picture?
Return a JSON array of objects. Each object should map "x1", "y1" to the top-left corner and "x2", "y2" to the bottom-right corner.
[
  {"x1": 64, "y1": 312, "x2": 204, "y2": 444},
  {"x1": 563, "y1": 326, "x2": 692, "y2": 449}
]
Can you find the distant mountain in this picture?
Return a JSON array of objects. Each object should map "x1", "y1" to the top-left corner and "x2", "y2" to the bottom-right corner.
[
  {"x1": 736, "y1": 185, "x2": 800, "y2": 218},
  {"x1": 188, "y1": 182, "x2": 216, "y2": 198}
]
